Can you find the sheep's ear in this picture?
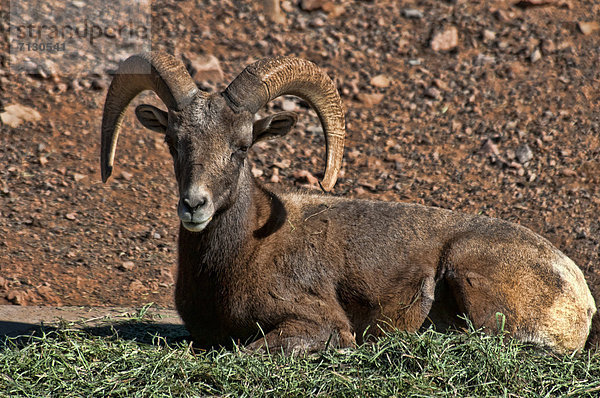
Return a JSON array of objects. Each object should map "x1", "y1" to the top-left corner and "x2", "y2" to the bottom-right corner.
[
  {"x1": 135, "y1": 104, "x2": 168, "y2": 133},
  {"x1": 252, "y1": 111, "x2": 297, "y2": 143}
]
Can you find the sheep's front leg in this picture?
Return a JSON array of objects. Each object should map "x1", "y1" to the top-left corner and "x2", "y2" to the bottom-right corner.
[{"x1": 246, "y1": 319, "x2": 356, "y2": 355}]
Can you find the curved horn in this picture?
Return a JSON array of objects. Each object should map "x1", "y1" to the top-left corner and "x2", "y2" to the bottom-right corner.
[
  {"x1": 101, "y1": 52, "x2": 199, "y2": 182},
  {"x1": 223, "y1": 57, "x2": 345, "y2": 192}
]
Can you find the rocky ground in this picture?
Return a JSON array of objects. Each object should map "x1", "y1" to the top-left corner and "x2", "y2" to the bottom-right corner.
[{"x1": 0, "y1": 0, "x2": 599, "y2": 334}]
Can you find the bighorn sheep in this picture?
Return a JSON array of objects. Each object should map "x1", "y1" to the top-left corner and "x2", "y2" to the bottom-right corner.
[{"x1": 101, "y1": 52, "x2": 596, "y2": 354}]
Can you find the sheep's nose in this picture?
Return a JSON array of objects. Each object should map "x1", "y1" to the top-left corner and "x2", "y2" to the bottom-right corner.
[
  {"x1": 178, "y1": 187, "x2": 213, "y2": 223},
  {"x1": 183, "y1": 196, "x2": 207, "y2": 211}
]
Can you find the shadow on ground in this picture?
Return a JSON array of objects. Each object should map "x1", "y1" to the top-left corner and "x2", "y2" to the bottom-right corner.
[
  {"x1": 0, "y1": 306, "x2": 190, "y2": 347},
  {"x1": 82, "y1": 321, "x2": 190, "y2": 345},
  {"x1": 1, "y1": 320, "x2": 190, "y2": 347}
]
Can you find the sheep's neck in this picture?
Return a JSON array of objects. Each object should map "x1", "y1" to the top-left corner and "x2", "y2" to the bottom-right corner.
[{"x1": 178, "y1": 170, "x2": 270, "y2": 271}]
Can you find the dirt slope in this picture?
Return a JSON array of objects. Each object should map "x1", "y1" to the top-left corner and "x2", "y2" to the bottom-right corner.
[{"x1": 1, "y1": 0, "x2": 598, "y2": 337}]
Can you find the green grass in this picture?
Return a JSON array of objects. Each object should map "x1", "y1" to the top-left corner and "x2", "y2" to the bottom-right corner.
[{"x1": 1, "y1": 313, "x2": 599, "y2": 397}]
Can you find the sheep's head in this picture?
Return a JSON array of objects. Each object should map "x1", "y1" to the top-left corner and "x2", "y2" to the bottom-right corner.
[
  {"x1": 134, "y1": 95, "x2": 297, "y2": 232},
  {"x1": 101, "y1": 52, "x2": 345, "y2": 232}
]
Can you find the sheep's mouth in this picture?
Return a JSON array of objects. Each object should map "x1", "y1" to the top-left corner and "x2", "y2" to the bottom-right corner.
[{"x1": 182, "y1": 217, "x2": 213, "y2": 232}]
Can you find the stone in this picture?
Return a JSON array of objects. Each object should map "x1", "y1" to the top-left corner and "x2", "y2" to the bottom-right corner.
[
  {"x1": 322, "y1": 2, "x2": 345, "y2": 17},
  {"x1": 357, "y1": 93, "x2": 384, "y2": 106},
  {"x1": 293, "y1": 169, "x2": 318, "y2": 185},
  {"x1": 120, "y1": 171, "x2": 133, "y2": 181},
  {"x1": 431, "y1": 26, "x2": 458, "y2": 52},
  {"x1": 0, "y1": 104, "x2": 41, "y2": 128},
  {"x1": 301, "y1": 0, "x2": 326, "y2": 11},
  {"x1": 120, "y1": 261, "x2": 135, "y2": 271},
  {"x1": 483, "y1": 29, "x2": 496, "y2": 41},
  {"x1": 281, "y1": 99, "x2": 297, "y2": 111},
  {"x1": 91, "y1": 79, "x2": 107, "y2": 91},
  {"x1": 370, "y1": 74, "x2": 390, "y2": 88},
  {"x1": 252, "y1": 167, "x2": 264, "y2": 178},
  {"x1": 425, "y1": 87, "x2": 441, "y2": 100},
  {"x1": 516, "y1": 144, "x2": 533, "y2": 164},
  {"x1": 481, "y1": 139, "x2": 500, "y2": 157},
  {"x1": 6, "y1": 290, "x2": 25, "y2": 305},
  {"x1": 403, "y1": 9, "x2": 423, "y2": 19},
  {"x1": 578, "y1": 21, "x2": 600, "y2": 35},
  {"x1": 263, "y1": 0, "x2": 286, "y2": 23},
  {"x1": 65, "y1": 212, "x2": 77, "y2": 220},
  {"x1": 184, "y1": 53, "x2": 224, "y2": 82}
]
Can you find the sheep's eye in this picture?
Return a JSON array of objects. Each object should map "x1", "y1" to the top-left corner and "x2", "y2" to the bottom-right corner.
[{"x1": 231, "y1": 145, "x2": 249, "y2": 161}]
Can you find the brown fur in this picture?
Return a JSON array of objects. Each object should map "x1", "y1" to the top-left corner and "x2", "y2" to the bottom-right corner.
[
  {"x1": 131, "y1": 92, "x2": 596, "y2": 355},
  {"x1": 174, "y1": 176, "x2": 595, "y2": 354}
]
